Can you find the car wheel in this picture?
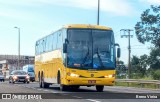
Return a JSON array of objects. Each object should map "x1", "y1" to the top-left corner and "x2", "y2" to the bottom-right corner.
[
  {"x1": 9, "y1": 78, "x2": 11, "y2": 83},
  {"x1": 12, "y1": 79, "x2": 15, "y2": 84}
]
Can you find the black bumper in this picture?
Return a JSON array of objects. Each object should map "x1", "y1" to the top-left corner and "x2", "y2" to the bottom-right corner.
[{"x1": 30, "y1": 77, "x2": 35, "y2": 81}]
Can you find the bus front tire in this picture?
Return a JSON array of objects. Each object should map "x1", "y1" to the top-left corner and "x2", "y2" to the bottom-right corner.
[
  {"x1": 96, "y1": 85, "x2": 104, "y2": 92},
  {"x1": 58, "y1": 72, "x2": 68, "y2": 91},
  {"x1": 60, "y1": 84, "x2": 68, "y2": 91},
  {"x1": 70, "y1": 85, "x2": 80, "y2": 90}
]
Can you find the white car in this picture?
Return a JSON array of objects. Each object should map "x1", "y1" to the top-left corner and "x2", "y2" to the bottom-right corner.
[{"x1": 0, "y1": 73, "x2": 5, "y2": 82}]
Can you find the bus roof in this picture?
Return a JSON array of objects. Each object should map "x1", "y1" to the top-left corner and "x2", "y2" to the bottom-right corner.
[{"x1": 64, "y1": 24, "x2": 112, "y2": 30}]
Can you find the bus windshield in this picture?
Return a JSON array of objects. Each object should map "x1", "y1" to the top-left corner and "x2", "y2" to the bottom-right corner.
[{"x1": 67, "y1": 29, "x2": 115, "y2": 70}]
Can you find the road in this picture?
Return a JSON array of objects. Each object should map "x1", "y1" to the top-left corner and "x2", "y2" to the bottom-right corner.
[{"x1": 0, "y1": 81, "x2": 159, "y2": 102}]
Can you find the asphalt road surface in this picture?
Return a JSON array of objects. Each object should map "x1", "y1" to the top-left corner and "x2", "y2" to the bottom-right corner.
[{"x1": 0, "y1": 81, "x2": 159, "y2": 102}]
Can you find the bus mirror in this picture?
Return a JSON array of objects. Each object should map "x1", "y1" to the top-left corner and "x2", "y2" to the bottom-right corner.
[
  {"x1": 63, "y1": 43, "x2": 67, "y2": 53},
  {"x1": 117, "y1": 48, "x2": 121, "y2": 58}
]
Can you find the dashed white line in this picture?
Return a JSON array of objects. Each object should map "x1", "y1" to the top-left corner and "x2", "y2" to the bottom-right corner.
[
  {"x1": 43, "y1": 89, "x2": 49, "y2": 92},
  {"x1": 30, "y1": 87, "x2": 36, "y2": 89},
  {"x1": 72, "y1": 96, "x2": 82, "y2": 98},
  {"x1": 61, "y1": 94, "x2": 69, "y2": 95},
  {"x1": 86, "y1": 99, "x2": 101, "y2": 102},
  {"x1": 51, "y1": 91, "x2": 58, "y2": 93}
]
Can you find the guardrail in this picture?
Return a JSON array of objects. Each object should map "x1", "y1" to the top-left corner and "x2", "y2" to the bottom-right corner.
[{"x1": 115, "y1": 79, "x2": 160, "y2": 89}]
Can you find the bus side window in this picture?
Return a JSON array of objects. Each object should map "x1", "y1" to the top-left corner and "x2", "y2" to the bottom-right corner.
[
  {"x1": 57, "y1": 31, "x2": 62, "y2": 49},
  {"x1": 53, "y1": 33, "x2": 57, "y2": 50},
  {"x1": 46, "y1": 35, "x2": 53, "y2": 52}
]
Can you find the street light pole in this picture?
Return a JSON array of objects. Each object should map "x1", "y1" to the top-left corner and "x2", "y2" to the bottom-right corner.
[
  {"x1": 97, "y1": 0, "x2": 100, "y2": 25},
  {"x1": 14, "y1": 27, "x2": 20, "y2": 70}
]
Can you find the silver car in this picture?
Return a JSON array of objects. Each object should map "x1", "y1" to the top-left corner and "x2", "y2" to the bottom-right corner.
[{"x1": 9, "y1": 70, "x2": 30, "y2": 84}]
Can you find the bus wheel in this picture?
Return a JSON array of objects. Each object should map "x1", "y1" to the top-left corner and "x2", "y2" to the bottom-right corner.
[
  {"x1": 96, "y1": 85, "x2": 104, "y2": 92},
  {"x1": 60, "y1": 84, "x2": 68, "y2": 91},
  {"x1": 39, "y1": 74, "x2": 42, "y2": 88},
  {"x1": 41, "y1": 73, "x2": 49, "y2": 88},
  {"x1": 71, "y1": 85, "x2": 80, "y2": 90},
  {"x1": 58, "y1": 73, "x2": 67, "y2": 91}
]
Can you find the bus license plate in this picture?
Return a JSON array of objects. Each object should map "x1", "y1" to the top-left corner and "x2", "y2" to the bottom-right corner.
[{"x1": 88, "y1": 80, "x2": 96, "y2": 84}]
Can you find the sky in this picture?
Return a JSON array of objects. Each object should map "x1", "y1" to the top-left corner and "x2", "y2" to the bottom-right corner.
[{"x1": 0, "y1": 0, "x2": 160, "y2": 64}]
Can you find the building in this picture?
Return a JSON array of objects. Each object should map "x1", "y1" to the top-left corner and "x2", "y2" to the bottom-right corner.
[{"x1": 0, "y1": 55, "x2": 34, "y2": 78}]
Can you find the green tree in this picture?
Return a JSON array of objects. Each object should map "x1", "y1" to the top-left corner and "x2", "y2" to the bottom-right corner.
[
  {"x1": 148, "y1": 48, "x2": 160, "y2": 70},
  {"x1": 131, "y1": 55, "x2": 148, "y2": 78},
  {"x1": 135, "y1": 5, "x2": 160, "y2": 78},
  {"x1": 135, "y1": 5, "x2": 160, "y2": 48},
  {"x1": 152, "y1": 70, "x2": 160, "y2": 80},
  {"x1": 116, "y1": 60, "x2": 126, "y2": 78}
]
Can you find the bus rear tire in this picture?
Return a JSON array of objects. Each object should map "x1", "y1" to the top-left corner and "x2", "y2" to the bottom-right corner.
[
  {"x1": 41, "y1": 73, "x2": 49, "y2": 88},
  {"x1": 39, "y1": 74, "x2": 42, "y2": 88},
  {"x1": 96, "y1": 85, "x2": 104, "y2": 92}
]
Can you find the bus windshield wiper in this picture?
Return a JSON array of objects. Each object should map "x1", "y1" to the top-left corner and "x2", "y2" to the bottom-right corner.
[
  {"x1": 96, "y1": 47, "x2": 104, "y2": 68},
  {"x1": 81, "y1": 47, "x2": 89, "y2": 66}
]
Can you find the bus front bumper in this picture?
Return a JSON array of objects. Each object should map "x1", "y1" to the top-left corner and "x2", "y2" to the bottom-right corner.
[{"x1": 65, "y1": 77, "x2": 115, "y2": 86}]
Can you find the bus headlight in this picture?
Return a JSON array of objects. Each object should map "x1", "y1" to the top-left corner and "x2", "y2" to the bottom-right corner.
[
  {"x1": 105, "y1": 74, "x2": 115, "y2": 78},
  {"x1": 68, "y1": 73, "x2": 79, "y2": 77}
]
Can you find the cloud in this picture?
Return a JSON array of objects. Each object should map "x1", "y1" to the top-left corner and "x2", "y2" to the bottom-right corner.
[
  {"x1": 0, "y1": 0, "x2": 135, "y2": 16},
  {"x1": 4, "y1": 0, "x2": 135, "y2": 16},
  {"x1": 147, "y1": 0, "x2": 160, "y2": 5},
  {"x1": 58, "y1": 0, "x2": 134, "y2": 16},
  {"x1": 140, "y1": 0, "x2": 160, "y2": 5},
  {"x1": 51, "y1": 0, "x2": 135, "y2": 16}
]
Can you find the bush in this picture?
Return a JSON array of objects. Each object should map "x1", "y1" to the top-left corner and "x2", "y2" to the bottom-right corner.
[{"x1": 152, "y1": 70, "x2": 160, "y2": 80}]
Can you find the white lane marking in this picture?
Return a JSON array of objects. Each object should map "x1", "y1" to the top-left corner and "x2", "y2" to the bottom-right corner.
[
  {"x1": 37, "y1": 89, "x2": 42, "y2": 91},
  {"x1": 51, "y1": 91, "x2": 58, "y2": 93},
  {"x1": 43, "y1": 89, "x2": 49, "y2": 92},
  {"x1": 72, "y1": 96, "x2": 82, "y2": 98},
  {"x1": 30, "y1": 87, "x2": 36, "y2": 89},
  {"x1": 61, "y1": 94, "x2": 69, "y2": 95},
  {"x1": 86, "y1": 99, "x2": 101, "y2": 102}
]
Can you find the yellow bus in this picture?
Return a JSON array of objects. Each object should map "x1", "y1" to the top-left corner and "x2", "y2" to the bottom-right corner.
[{"x1": 35, "y1": 24, "x2": 120, "y2": 92}]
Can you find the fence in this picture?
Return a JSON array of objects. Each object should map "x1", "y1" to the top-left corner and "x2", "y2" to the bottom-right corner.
[{"x1": 115, "y1": 79, "x2": 160, "y2": 89}]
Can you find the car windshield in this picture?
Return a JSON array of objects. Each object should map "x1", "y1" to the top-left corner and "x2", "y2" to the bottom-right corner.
[
  {"x1": 28, "y1": 72, "x2": 35, "y2": 76},
  {"x1": 28, "y1": 67, "x2": 34, "y2": 72},
  {"x1": 67, "y1": 29, "x2": 115, "y2": 70},
  {"x1": 14, "y1": 71, "x2": 27, "y2": 75}
]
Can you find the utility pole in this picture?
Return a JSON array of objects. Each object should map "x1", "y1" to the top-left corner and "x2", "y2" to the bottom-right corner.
[
  {"x1": 120, "y1": 29, "x2": 133, "y2": 79},
  {"x1": 14, "y1": 27, "x2": 21, "y2": 70},
  {"x1": 97, "y1": 0, "x2": 100, "y2": 25}
]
